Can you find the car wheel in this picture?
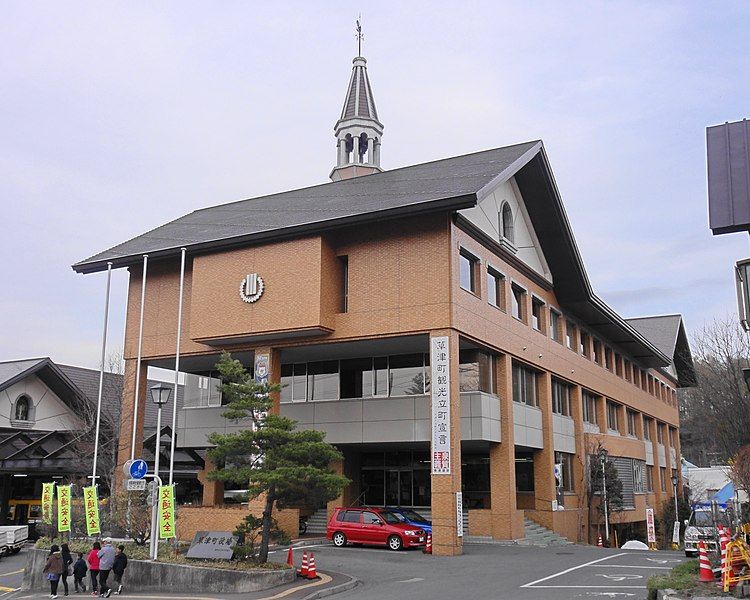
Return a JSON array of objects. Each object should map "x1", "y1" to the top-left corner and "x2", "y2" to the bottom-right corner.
[
  {"x1": 332, "y1": 532, "x2": 347, "y2": 547},
  {"x1": 388, "y1": 535, "x2": 403, "y2": 551}
]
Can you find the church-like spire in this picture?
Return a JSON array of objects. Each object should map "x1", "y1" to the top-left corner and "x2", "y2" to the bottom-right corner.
[{"x1": 330, "y1": 20, "x2": 384, "y2": 181}]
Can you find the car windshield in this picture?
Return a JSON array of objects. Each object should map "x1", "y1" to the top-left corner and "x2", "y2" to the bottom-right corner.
[
  {"x1": 398, "y1": 509, "x2": 429, "y2": 523},
  {"x1": 692, "y1": 510, "x2": 729, "y2": 527},
  {"x1": 377, "y1": 511, "x2": 402, "y2": 525}
]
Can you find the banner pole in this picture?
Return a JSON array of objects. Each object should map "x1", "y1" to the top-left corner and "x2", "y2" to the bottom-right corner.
[
  {"x1": 91, "y1": 262, "x2": 113, "y2": 483},
  {"x1": 130, "y1": 254, "x2": 148, "y2": 460},
  {"x1": 168, "y1": 248, "x2": 186, "y2": 486}
]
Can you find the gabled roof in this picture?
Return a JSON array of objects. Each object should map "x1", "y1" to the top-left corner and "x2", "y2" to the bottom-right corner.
[
  {"x1": 0, "y1": 357, "x2": 89, "y2": 412},
  {"x1": 625, "y1": 315, "x2": 697, "y2": 387},
  {"x1": 72, "y1": 141, "x2": 539, "y2": 273},
  {"x1": 72, "y1": 140, "x2": 674, "y2": 367}
]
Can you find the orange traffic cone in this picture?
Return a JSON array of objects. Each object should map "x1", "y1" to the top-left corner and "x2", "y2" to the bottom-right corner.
[
  {"x1": 286, "y1": 545, "x2": 294, "y2": 568},
  {"x1": 720, "y1": 527, "x2": 729, "y2": 576},
  {"x1": 306, "y1": 552, "x2": 318, "y2": 579},
  {"x1": 597, "y1": 535, "x2": 603, "y2": 547},
  {"x1": 298, "y1": 550, "x2": 308, "y2": 578},
  {"x1": 699, "y1": 541, "x2": 714, "y2": 582},
  {"x1": 423, "y1": 533, "x2": 432, "y2": 554}
]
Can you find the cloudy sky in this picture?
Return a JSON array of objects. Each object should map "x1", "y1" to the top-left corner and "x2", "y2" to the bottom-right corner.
[{"x1": 1, "y1": 1, "x2": 748, "y2": 369}]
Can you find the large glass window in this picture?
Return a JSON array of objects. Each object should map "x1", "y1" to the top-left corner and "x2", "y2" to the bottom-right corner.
[
  {"x1": 389, "y1": 354, "x2": 427, "y2": 396},
  {"x1": 339, "y1": 255, "x2": 349, "y2": 313},
  {"x1": 554, "y1": 451, "x2": 574, "y2": 492},
  {"x1": 551, "y1": 379, "x2": 571, "y2": 416},
  {"x1": 627, "y1": 410, "x2": 638, "y2": 437},
  {"x1": 583, "y1": 391, "x2": 598, "y2": 425},
  {"x1": 511, "y1": 285, "x2": 526, "y2": 322},
  {"x1": 280, "y1": 363, "x2": 307, "y2": 403},
  {"x1": 459, "y1": 349, "x2": 495, "y2": 393},
  {"x1": 512, "y1": 363, "x2": 537, "y2": 406},
  {"x1": 340, "y1": 357, "x2": 374, "y2": 399},
  {"x1": 307, "y1": 360, "x2": 339, "y2": 401},
  {"x1": 643, "y1": 417, "x2": 652, "y2": 440},
  {"x1": 566, "y1": 320, "x2": 576, "y2": 350},
  {"x1": 531, "y1": 298, "x2": 544, "y2": 331},
  {"x1": 459, "y1": 249, "x2": 478, "y2": 293},
  {"x1": 580, "y1": 331, "x2": 590, "y2": 357},
  {"x1": 183, "y1": 373, "x2": 222, "y2": 407}
]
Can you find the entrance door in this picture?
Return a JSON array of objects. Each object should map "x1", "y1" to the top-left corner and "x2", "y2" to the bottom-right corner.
[{"x1": 385, "y1": 470, "x2": 412, "y2": 506}]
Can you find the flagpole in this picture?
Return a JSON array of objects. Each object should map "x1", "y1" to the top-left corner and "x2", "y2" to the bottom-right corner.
[
  {"x1": 130, "y1": 254, "x2": 148, "y2": 460},
  {"x1": 168, "y1": 248, "x2": 186, "y2": 486},
  {"x1": 91, "y1": 262, "x2": 113, "y2": 482}
]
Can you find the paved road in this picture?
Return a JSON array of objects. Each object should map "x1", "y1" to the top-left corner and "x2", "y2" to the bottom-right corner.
[
  {"x1": 0, "y1": 550, "x2": 25, "y2": 597},
  {"x1": 278, "y1": 541, "x2": 689, "y2": 600}
]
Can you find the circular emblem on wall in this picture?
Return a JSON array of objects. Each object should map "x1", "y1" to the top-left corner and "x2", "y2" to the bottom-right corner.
[{"x1": 239, "y1": 273, "x2": 264, "y2": 303}]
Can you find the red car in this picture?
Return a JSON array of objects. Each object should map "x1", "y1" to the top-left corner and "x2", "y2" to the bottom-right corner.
[{"x1": 327, "y1": 507, "x2": 426, "y2": 551}]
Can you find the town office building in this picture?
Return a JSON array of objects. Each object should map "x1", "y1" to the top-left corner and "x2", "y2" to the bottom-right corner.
[{"x1": 73, "y1": 52, "x2": 695, "y2": 555}]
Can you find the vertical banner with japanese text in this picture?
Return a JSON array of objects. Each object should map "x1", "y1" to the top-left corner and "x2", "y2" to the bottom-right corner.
[
  {"x1": 158, "y1": 485, "x2": 176, "y2": 539},
  {"x1": 41, "y1": 482, "x2": 55, "y2": 524},
  {"x1": 646, "y1": 507, "x2": 656, "y2": 543},
  {"x1": 57, "y1": 484, "x2": 72, "y2": 532},
  {"x1": 430, "y1": 335, "x2": 451, "y2": 474},
  {"x1": 83, "y1": 486, "x2": 101, "y2": 536}
]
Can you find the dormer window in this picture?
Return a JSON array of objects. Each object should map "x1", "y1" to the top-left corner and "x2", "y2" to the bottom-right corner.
[{"x1": 500, "y1": 203, "x2": 515, "y2": 244}]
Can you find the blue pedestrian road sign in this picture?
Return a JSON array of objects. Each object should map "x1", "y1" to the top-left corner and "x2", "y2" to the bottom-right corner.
[{"x1": 130, "y1": 459, "x2": 148, "y2": 480}]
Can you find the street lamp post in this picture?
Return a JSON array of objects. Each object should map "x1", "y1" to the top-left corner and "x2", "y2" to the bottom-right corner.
[
  {"x1": 598, "y1": 447, "x2": 610, "y2": 543},
  {"x1": 671, "y1": 474, "x2": 680, "y2": 550},
  {"x1": 149, "y1": 383, "x2": 171, "y2": 561}
]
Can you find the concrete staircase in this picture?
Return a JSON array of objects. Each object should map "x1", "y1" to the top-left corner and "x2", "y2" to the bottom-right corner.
[
  {"x1": 305, "y1": 507, "x2": 329, "y2": 535},
  {"x1": 522, "y1": 517, "x2": 572, "y2": 546}
]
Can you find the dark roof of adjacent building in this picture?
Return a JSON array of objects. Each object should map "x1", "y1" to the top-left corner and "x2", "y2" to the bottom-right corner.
[
  {"x1": 72, "y1": 141, "x2": 680, "y2": 368},
  {"x1": 625, "y1": 315, "x2": 697, "y2": 387}
]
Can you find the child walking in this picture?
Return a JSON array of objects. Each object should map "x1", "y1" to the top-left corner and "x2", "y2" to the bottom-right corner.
[{"x1": 73, "y1": 552, "x2": 88, "y2": 593}]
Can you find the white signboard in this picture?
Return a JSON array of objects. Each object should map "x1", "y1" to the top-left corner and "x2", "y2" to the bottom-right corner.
[
  {"x1": 430, "y1": 336, "x2": 451, "y2": 474},
  {"x1": 456, "y1": 492, "x2": 464, "y2": 537},
  {"x1": 646, "y1": 508, "x2": 656, "y2": 543},
  {"x1": 126, "y1": 479, "x2": 146, "y2": 491},
  {"x1": 672, "y1": 521, "x2": 681, "y2": 544}
]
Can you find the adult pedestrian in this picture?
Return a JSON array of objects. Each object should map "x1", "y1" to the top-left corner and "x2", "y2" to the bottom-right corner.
[
  {"x1": 112, "y1": 545, "x2": 128, "y2": 595},
  {"x1": 60, "y1": 543, "x2": 73, "y2": 596},
  {"x1": 97, "y1": 538, "x2": 116, "y2": 598},
  {"x1": 73, "y1": 552, "x2": 88, "y2": 593},
  {"x1": 42, "y1": 544, "x2": 64, "y2": 599},
  {"x1": 87, "y1": 541, "x2": 101, "y2": 596}
]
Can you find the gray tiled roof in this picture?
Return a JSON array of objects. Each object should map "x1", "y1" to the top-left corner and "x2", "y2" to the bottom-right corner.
[
  {"x1": 72, "y1": 141, "x2": 539, "y2": 273},
  {"x1": 340, "y1": 57, "x2": 379, "y2": 121},
  {"x1": 625, "y1": 315, "x2": 683, "y2": 359}
]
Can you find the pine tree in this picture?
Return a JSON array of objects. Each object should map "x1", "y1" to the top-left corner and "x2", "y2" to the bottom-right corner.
[{"x1": 206, "y1": 352, "x2": 349, "y2": 563}]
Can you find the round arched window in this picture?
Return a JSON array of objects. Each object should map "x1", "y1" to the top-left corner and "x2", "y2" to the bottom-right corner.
[
  {"x1": 500, "y1": 203, "x2": 514, "y2": 244},
  {"x1": 14, "y1": 394, "x2": 31, "y2": 421}
]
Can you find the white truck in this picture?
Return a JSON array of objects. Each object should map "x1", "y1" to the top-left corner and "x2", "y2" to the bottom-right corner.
[
  {"x1": 0, "y1": 525, "x2": 29, "y2": 558},
  {"x1": 683, "y1": 504, "x2": 730, "y2": 557}
]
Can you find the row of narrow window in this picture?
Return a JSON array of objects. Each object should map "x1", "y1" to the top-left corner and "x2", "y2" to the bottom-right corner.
[{"x1": 459, "y1": 247, "x2": 676, "y2": 405}]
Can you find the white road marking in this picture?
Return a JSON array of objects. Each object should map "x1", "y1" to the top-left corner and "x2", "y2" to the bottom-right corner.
[
  {"x1": 526, "y1": 586, "x2": 645, "y2": 589},
  {"x1": 596, "y1": 574, "x2": 642, "y2": 582},
  {"x1": 397, "y1": 577, "x2": 424, "y2": 583},
  {"x1": 521, "y1": 552, "x2": 628, "y2": 588},
  {"x1": 645, "y1": 557, "x2": 681, "y2": 564},
  {"x1": 589, "y1": 564, "x2": 671, "y2": 569},
  {"x1": 584, "y1": 593, "x2": 636, "y2": 597}
]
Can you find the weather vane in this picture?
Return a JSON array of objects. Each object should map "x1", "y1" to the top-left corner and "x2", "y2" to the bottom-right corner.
[{"x1": 356, "y1": 17, "x2": 364, "y2": 56}]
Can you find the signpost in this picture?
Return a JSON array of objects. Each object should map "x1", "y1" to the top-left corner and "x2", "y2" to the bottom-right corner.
[
  {"x1": 672, "y1": 521, "x2": 681, "y2": 547},
  {"x1": 456, "y1": 492, "x2": 464, "y2": 538},
  {"x1": 129, "y1": 459, "x2": 148, "y2": 480},
  {"x1": 57, "y1": 484, "x2": 72, "y2": 533},
  {"x1": 158, "y1": 485, "x2": 176, "y2": 539},
  {"x1": 41, "y1": 482, "x2": 55, "y2": 524},
  {"x1": 186, "y1": 531, "x2": 239, "y2": 560},
  {"x1": 83, "y1": 485, "x2": 101, "y2": 536},
  {"x1": 430, "y1": 336, "x2": 451, "y2": 475}
]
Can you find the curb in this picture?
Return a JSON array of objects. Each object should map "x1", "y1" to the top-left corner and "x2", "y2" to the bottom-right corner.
[{"x1": 301, "y1": 574, "x2": 359, "y2": 600}]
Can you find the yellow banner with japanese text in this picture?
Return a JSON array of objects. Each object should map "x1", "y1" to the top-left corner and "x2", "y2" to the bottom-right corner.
[
  {"x1": 57, "y1": 484, "x2": 72, "y2": 532},
  {"x1": 41, "y1": 482, "x2": 55, "y2": 524},
  {"x1": 83, "y1": 486, "x2": 101, "y2": 536},
  {"x1": 158, "y1": 485, "x2": 176, "y2": 539}
]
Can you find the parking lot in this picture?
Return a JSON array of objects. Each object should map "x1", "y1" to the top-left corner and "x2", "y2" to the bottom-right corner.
[{"x1": 273, "y1": 541, "x2": 689, "y2": 600}]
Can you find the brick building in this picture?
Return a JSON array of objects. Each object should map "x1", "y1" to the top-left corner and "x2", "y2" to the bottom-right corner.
[{"x1": 73, "y1": 51, "x2": 695, "y2": 555}]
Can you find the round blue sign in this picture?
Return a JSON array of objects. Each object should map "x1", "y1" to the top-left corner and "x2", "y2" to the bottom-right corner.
[{"x1": 129, "y1": 459, "x2": 148, "y2": 480}]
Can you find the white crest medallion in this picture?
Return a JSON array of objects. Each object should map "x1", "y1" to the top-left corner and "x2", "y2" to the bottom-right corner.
[{"x1": 239, "y1": 273, "x2": 264, "y2": 303}]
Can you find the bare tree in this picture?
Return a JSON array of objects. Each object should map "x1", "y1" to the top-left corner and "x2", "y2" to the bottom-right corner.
[
  {"x1": 729, "y1": 445, "x2": 750, "y2": 497},
  {"x1": 680, "y1": 316, "x2": 750, "y2": 465}
]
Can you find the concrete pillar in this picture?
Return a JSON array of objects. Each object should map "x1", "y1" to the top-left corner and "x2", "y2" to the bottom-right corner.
[
  {"x1": 532, "y1": 371, "x2": 556, "y2": 529},
  {"x1": 570, "y1": 385, "x2": 589, "y2": 543},
  {"x1": 373, "y1": 140, "x2": 381, "y2": 166},
  {"x1": 649, "y1": 419, "x2": 663, "y2": 508},
  {"x1": 429, "y1": 329, "x2": 463, "y2": 556},
  {"x1": 489, "y1": 353, "x2": 524, "y2": 539},
  {"x1": 114, "y1": 357, "x2": 148, "y2": 489},
  {"x1": 352, "y1": 136, "x2": 360, "y2": 164},
  {"x1": 198, "y1": 457, "x2": 224, "y2": 506},
  {"x1": 327, "y1": 458, "x2": 346, "y2": 520}
]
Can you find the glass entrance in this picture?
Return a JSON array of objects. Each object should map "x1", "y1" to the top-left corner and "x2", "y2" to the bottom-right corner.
[{"x1": 385, "y1": 469, "x2": 412, "y2": 506}]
